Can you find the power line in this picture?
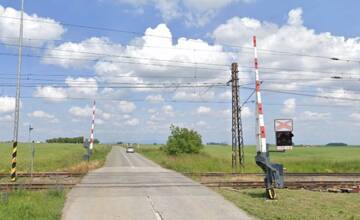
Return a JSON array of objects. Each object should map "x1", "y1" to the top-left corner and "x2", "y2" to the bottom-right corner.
[
  {"x1": 1, "y1": 15, "x2": 360, "y2": 62},
  {"x1": 1, "y1": 50, "x2": 359, "y2": 77},
  {"x1": 0, "y1": 42, "x2": 230, "y2": 68},
  {"x1": 0, "y1": 52, "x2": 229, "y2": 71}
]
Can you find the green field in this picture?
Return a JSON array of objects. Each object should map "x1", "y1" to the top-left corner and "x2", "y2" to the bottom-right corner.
[
  {"x1": 0, "y1": 190, "x2": 66, "y2": 220},
  {"x1": 218, "y1": 188, "x2": 360, "y2": 220},
  {"x1": 0, "y1": 143, "x2": 111, "y2": 220},
  {"x1": 0, "y1": 143, "x2": 111, "y2": 173},
  {"x1": 138, "y1": 145, "x2": 360, "y2": 173}
]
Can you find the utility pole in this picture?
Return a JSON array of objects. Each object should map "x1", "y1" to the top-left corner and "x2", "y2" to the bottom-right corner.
[
  {"x1": 89, "y1": 100, "x2": 96, "y2": 155},
  {"x1": 28, "y1": 125, "x2": 34, "y2": 181},
  {"x1": 11, "y1": 0, "x2": 24, "y2": 182},
  {"x1": 231, "y1": 63, "x2": 245, "y2": 169}
]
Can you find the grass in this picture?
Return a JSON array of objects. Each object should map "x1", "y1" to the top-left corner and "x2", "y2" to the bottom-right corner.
[
  {"x1": 218, "y1": 188, "x2": 360, "y2": 220},
  {"x1": 138, "y1": 145, "x2": 360, "y2": 173},
  {"x1": 0, "y1": 189, "x2": 66, "y2": 220},
  {"x1": 0, "y1": 143, "x2": 111, "y2": 173},
  {"x1": 0, "y1": 143, "x2": 112, "y2": 220}
]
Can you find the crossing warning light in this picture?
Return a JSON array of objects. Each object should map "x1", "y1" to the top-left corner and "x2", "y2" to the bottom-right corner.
[{"x1": 274, "y1": 119, "x2": 294, "y2": 150}]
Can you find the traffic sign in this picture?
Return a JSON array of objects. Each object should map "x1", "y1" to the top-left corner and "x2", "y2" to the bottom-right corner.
[{"x1": 274, "y1": 119, "x2": 293, "y2": 132}]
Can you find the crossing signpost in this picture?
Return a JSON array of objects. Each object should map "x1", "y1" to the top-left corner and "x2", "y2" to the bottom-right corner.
[{"x1": 274, "y1": 119, "x2": 294, "y2": 150}]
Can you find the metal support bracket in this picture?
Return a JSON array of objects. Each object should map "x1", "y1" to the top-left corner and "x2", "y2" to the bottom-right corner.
[{"x1": 255, "y1": 152, "x2": 284, "y2": 189}]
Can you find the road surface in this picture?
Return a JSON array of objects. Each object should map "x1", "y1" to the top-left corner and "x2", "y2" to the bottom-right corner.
[{"x1": 62, "y1": 146, "x2": 254, "y2": 220}]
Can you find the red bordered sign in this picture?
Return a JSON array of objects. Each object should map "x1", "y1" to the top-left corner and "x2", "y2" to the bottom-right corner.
[{"x1": 274, "y1": 119, "x2": 293, "y2": 132}]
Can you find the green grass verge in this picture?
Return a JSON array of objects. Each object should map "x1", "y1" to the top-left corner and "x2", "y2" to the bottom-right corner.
[
  {"x1": 0, "y1": 189, "x2": 66, "y2": 220},
  {"x1": 0, "y1": 143, "x2": 111, "y2": 173},
  {"x1": 138, "y1": 145, "x2": 360, "y2": 173},
  {"x1": 218, "y1": 188, "x2": 360, "y2": 220}
]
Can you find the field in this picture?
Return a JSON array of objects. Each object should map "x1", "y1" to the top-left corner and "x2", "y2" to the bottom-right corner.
[
  {"x1": 0, "y1": 143, "x2": 112, "y2": 220},
  {"x1": 138, "y1": 145, "x2": 360, "y2": 173},
  {"x1": 218, "y1": 188, "x2": 360, "y2": 220},
  {"x1": 0, "y1": 190, "x2": 66, "y2": 220},
  {"x1": 0, "y1": 143, "x2": 111, "y2": 173}
]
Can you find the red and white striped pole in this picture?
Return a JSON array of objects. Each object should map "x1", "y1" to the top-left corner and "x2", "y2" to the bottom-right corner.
[
  {"x1": 253, "y1": 36, "x2": 267, "y2": 153},
  {"x1": 89, "y1": 100, "x2": 96, "y2": 152}
]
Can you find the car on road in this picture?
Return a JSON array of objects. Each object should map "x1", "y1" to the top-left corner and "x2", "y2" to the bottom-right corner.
[{"x1": 126, "y1": 146, "x2": 135, "y2": 153}]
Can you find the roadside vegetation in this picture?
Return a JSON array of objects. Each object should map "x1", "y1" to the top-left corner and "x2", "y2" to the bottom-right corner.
[
  {"x1": 0, "y1": 143, "x2": 111, "y2": 173},
  {"x1": 139, "y1": 145, "x2": 360, "y2": 173},
  {"x1": 0, "y1": 189, "x2": 66, "y2": 220},
  {"x1": 218, "y1": 188, "x2": 360, "y2": 220},
  {"x1": 163, "y1": 125, "x2": 203, "y2": 155}
]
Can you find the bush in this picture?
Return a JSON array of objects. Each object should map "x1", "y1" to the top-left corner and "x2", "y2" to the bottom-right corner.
[{"x1": 164, "y1": 125, "x2": 204, "y2": 155}]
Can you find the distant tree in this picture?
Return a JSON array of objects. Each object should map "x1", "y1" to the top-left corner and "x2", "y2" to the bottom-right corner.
[
  {"x1": 326, "y1": 143, "x2": 348, "y2": 147},
  {"x1": 207, "y1": 142, "x2": 228, "y2": 146},
  {"x1": 164, "y1": 125, "x2": 203, "y2": 155},
  {"x1": 45, "y1": 136, "x2": 100, "y2": 144}
]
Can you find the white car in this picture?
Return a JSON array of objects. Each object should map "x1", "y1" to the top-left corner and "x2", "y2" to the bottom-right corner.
[{"x1": 126, "y1": 146, "x2": 135, "y2": 153}]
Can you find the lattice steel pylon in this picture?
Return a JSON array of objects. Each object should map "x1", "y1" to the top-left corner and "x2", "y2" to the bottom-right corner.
[{"x1": 231, "y1": 63, "x2": 245, "y2": 169}]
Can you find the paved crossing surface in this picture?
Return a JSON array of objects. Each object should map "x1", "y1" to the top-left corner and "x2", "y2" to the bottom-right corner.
[{"x1": 61, "y1": 146, "x2": 254, "y2": 220}]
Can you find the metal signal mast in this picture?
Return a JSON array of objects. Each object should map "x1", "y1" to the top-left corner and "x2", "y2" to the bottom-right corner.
[{"x1": 231, "y1": 63, "x2": 245, "y2": 169}]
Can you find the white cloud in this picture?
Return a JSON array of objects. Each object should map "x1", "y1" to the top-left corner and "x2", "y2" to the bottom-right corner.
[
  {"x1": 0, "y1": 5, "x2": 65, "y2": 46},
  {"x1": 111, "y1": 0, "x2": 252, "y2": 26},
  {"x1": 242, "y1": 106, "x2": 251, "y2": 117},
  {"x1": 350, "y1": 112, "x2": 360, "y2": 121},
  {"x1": 212, "y1": 7, "x2": 360, "y2": 94},
  {"x1": 196, "y1": 106, "x2": 211, "y2": 115},
  {"x1": 33, "y1": 77, "x2": 98, "y2": 101},
  {"x1": 69, "y1": 106, "x2": 92, "y2": 118},
  {"x1": 173, "y1": 90, "x2": 216, "y2": 101},
  {"x1": 69, "y1": 105, "x2": 111, "y2": 121},
  {"x1": 162, "y1": 105, "x2": 174, "y2": 116},
  {"x1": 195, "y1": 121, "x2": 207, "y2": 127},
  {"x1": 118, "y1": 101, "x2": 136, "y2": 113},
  {"x1": 34, "y1": 86, "x2": 67, "y2": 101},
  {"x1": 0, "y1": 114, "x2": 13, "y2": 122},
  {"x1": 300, "y1": 111, "x2": 331, "y2": 121},
  {"x1": 218, "y1": 91, "x2": 231, "y2": 100},
  {"x1": 43, "y1": 37, "x2": 122, "y2": 68},
  {"x1": 125, "y1": 118, "x2": 140, "y2": 126},
  {"x1": 287, "y1": 8, "x2": 303, "y2": 26},
  {"x1": 316, "y1": 88, "x2": 360, "y2": 106},
  {"x1": 282, "y1": 98, "x2": 296, "y2": 115},
  {"x1": 146, "y1": 94, "x2": 164, "y2": 103},
  {"x1": 28, "y1": 110, "x2": 59, "y2": 123},
  {"x1": 42, "y1": 24, "x2": 231, "y2": 98},
  {"x1": 65, "y1": 77, "x2": 98, "y2": 97},
  {"x1": 220, "y1": 106, "x2": 251, "y2": 118},
  {"x1": 0, "y1": 96, "x2": 15, "y2": 113}
]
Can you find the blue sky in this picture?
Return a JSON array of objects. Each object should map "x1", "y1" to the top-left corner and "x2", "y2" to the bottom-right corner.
[{"x1": 1, "y1": 0, "x2": 360, "y2": 145}]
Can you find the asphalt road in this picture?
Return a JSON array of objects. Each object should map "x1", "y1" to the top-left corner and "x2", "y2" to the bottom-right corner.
[{"x1": 61, "y1": 146, "x2": 254, "y2": 220}]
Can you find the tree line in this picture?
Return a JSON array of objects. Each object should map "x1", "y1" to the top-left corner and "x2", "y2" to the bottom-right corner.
[{"x1": 46, "y1": 136, "x2": 100, "y2": 144}]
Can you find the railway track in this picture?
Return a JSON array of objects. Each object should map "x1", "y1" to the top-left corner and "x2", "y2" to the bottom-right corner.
[
  {"x1": 184, "y1": 172, "x2": 360, "y2": 177},
  {"x1": 0, "y1": 172, "x2": 359, "y2": 191},
  {"x1": 0, "y1": 181, "x2": 359, "y2": 191},
  {"x1": 1, "y1": 172, "x2": 359, "y2": 178},
  {"x1": 203, "y1": 181, "x2": 360, "y2": 189},
  {"x1": 0, "y1": 172, "x2": 85, "y2": 178}
]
